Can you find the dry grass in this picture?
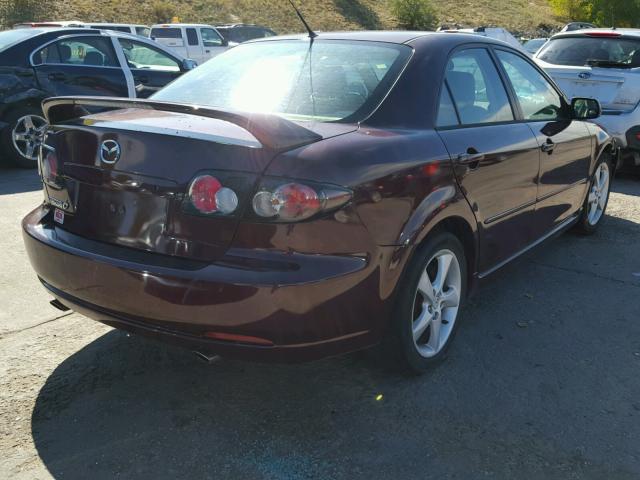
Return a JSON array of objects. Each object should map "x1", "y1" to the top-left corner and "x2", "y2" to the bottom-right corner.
[{"x1": 37, "y1": 0, "x2": 562, "y2": 36}]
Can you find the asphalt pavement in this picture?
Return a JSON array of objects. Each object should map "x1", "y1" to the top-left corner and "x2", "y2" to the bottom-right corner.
[{"x1": 1, "y1": 166, "x2": 639, "y2": 479}]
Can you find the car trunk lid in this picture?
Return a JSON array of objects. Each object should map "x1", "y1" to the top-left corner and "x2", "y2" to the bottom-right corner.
[
  {"x1": 41, "y1": 97, "x2": 356, "y2": 261},
  {"x1": 540, "y1": 62, "x2": 640, "y2": 112}
]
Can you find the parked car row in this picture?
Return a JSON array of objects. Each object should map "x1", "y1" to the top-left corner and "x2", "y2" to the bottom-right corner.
[{"x1": 0, "y1": 27, "x2": 196, "y2": 167}]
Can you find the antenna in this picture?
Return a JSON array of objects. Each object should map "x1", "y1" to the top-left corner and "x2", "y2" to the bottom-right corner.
[{"x1": 288, "y1": 0, "x2": 317, "y2": 39}]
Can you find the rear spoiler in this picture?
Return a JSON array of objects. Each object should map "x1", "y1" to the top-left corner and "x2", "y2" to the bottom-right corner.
[{"x1": 42, "y1": 96, "x2": 323, "y2": 151}]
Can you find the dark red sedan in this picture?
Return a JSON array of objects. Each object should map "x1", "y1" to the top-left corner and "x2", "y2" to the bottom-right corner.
[{"x1": 23, "y1": 31, "x2": 617, "y2": 373}]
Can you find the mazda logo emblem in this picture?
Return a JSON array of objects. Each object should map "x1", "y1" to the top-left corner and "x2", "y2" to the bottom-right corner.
[
  {"x1": 578, "y1": 72, "x2": 592, "y2": 80},
  {"x1": 100, "y1": 140, "x2": 121, "y2": 164}
]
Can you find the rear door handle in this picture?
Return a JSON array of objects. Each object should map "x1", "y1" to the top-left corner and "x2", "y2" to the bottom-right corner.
[
  {"x1": 457, "y1": 149, "x2": 485, "y2": 169},
  {"x1": 48, "y1": 72, "x2": 66, "y2": 81},
  {"x1": 541, "y1": 139, "x2": 555, "y2": 153}
]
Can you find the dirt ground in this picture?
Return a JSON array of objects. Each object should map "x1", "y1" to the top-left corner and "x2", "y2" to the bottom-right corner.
[{"x1": 1, "y1": 167, "x2": 639, "y2": 479}]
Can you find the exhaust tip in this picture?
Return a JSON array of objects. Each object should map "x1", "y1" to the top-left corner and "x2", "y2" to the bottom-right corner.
[
  {"x1": 50, "y1": 299, "x2": 70, "y2": 312},
  {"x1": 193, "y1": 351, "x2": 222, "y2": 364}
]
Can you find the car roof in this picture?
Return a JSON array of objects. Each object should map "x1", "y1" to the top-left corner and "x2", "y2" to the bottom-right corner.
[
  {"x1": 150, "y1": 24, "x2": 215, "y2": 28},
  {"x1": 249, "y1": 30, "x2": 518, "y2": 48}
]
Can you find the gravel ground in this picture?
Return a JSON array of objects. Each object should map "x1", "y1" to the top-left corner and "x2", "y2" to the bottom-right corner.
[{"x1": 1, "y1": 167, "x2": 639, "y2": 479}]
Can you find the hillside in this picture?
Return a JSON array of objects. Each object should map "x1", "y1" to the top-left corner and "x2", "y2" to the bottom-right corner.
[{"x1": 6, "y1": 0, "x2": 563, "y2": 37}]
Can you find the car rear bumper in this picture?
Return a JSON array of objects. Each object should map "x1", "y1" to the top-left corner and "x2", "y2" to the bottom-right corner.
[{"x1": 23, "y1": 205, "x2": 390, "y2": 362}]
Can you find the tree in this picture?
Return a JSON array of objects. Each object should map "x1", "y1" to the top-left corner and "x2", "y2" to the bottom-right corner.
[
  {"x1": 550, "y1": 0, "x2": 640, "y2": 27},
  {"x1": 391, "y1": 0, "x2": 438, "y2": 31},
  {"x1": 3, "y1": 0, "x2": 50, "y2": 27}
]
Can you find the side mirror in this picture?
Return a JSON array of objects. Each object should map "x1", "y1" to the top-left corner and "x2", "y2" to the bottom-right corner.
[
  {"x1": 571, "y1": 97, "x2": 601, "y2": 120},
  {"x1": 181, "y1": 59, "x2": 198, "y2": 71}
]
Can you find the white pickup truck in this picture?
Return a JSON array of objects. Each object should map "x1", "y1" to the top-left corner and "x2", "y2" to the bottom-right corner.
[{"x1": 150, "y1": 24, "x2": 230, "y2": 64}]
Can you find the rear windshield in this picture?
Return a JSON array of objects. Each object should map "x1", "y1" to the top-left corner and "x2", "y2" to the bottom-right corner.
[
  {"x1": 150, "y1": 28, "x2": 182, "y2": 39},
  {"x1": 152, "y1": 40, "x2": 411, "y2": 123},
  {"x1": 537, "y1": 36, "x2": 640, "y2": 67}
]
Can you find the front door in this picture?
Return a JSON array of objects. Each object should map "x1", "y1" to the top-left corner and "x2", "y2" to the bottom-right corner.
[
  {"x1": 494, "y1": 49, "x2": 593, "y2": 233},
  {"x1": 199, "y1": 27, "x2": 227, "y2": 60},
  {"x1": 436, "y1": 47, "x2": 541, "y2": 274},
  {"x1": 32, "y1": 35, "x2": 128, "y2": 97},
  {"x1": 117, "y1": 38, "x2": 183, "y2": 98}
]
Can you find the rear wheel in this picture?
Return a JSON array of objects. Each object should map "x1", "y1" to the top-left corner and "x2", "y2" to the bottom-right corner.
[
  {"x1": 575, "y1": 155, "x2": 613, "y2": 234},
  {"x1": 0, "y1": 106, "x2": 47, "y2": 169},
  {"x1": 385, "y1": 232, "x2": 467, "y2": 374}
]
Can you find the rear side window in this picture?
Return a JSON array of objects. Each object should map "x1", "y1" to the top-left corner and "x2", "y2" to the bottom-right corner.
[
  {"x1": 436, "y1": 86, "x2": 459, "y2": 127},
  {"x1": 34, "y1": 37, "x2": 118, "y2": 67},
  {"x1": 186, "y1": 28, "x2": 198, "y2": 46},
  {"x1": 537, "y1": 36, "x2": 640, "y2": 67},
  {"x1": 118, "y1": 39, "x2": 180, "y2": 71},
  {"x1": 445, "y1": 48, "x2": 514, "y2": 125},
  {"x1": 496, "y1": 50, "x2": 564, "y2": 121}
]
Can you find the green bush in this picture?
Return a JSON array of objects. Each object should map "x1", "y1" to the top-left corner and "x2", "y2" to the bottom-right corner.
[{"x1": 392, "y1": 0, "x2": 438, "y2": 30}]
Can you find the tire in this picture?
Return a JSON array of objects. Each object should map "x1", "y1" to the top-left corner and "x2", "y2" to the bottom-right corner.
[
  {"x1": 574, "y1": 153, "x2": 614, "y2": 234},
  {"x1": 0, "y1": 106, "x2": 47, "y2": 169},
  {"x1": 384, "y1": 231, "x2": 468, "y2": 374}
]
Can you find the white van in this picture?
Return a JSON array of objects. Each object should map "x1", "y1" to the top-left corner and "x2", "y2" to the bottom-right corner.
[
  {"x1": 150, "y1": 24, "x2": 229, "y2": 64},
  {"x1": 86, "y1": 23, "x2": 150, "y2": 37}
]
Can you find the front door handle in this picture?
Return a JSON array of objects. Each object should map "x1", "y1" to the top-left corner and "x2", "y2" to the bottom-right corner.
[
  {"x1": 541, "y1": 139, "x2": 555, "y2": 154},
  {"x1": 48, "y1": 72, "x2": 66, "y2": 81}
]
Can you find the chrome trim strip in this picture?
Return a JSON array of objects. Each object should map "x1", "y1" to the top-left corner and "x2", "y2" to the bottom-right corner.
[
  {"x1": 478, "y1": 213, "x2": 579, "y2": 279},
  {"x1": 537, "y1": 178, "x2": 588, "y2": 203},
  {"x1": 484, "y1": 199, "x2": 536, "y2": 225}
]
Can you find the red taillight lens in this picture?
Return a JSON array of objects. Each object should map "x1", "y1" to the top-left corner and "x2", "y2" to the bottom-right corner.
[
  {"x1": 188, "y1": 175, "x2": 238, "y2": 215},
  {"x1": 585, "y1": 32, "x2": 621, "y2": 38},
  {"x1": 42, "y1": 150, "x2": 58, "y2": 184},
  {"x1": 252, "y1": 181, "x2": 351, "y2": 222}
]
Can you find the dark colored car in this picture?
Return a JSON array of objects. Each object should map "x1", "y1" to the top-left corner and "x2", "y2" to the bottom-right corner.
[
  {"x1": 0, "y1": 27, "x2": 195, "y2": 168},
  {"x1": 23, "y1": 32, "x2": 617, "y2": 373},
  {"x1": 215, "y1": 24, "x2": 276, "y2": 44}
]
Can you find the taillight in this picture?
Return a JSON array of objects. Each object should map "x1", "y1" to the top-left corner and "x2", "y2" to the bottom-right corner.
[
  {"x1": 187, "y1": 174, "x2": 238, "y2": 215},
  {"x1": 252, "y1": 179, "x2": 352, "y2": 222},
  {"x1": 585, "y1": 32, "x2": 621, "y2": 38},
  {"x1": 41, "y1": 149, "x2": 59, "y2": 186}
]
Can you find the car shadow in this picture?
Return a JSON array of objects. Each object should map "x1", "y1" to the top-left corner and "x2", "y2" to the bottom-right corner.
[
  {"x1": 612, "y1": 172, "x2": 639, "y2": 196},
  {"x1": 0, "y1": 165, "x2": 41, "y2": 195},
  {"x1": 30, "y1": 213, "x2": 640, "y2": 479}
]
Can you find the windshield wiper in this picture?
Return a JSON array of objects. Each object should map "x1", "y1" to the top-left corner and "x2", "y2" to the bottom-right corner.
[{"x1": 585, "y1": 59, "x2": 633, "y2": 69}]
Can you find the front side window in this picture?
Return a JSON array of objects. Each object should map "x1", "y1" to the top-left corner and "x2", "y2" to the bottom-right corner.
[
  {"x1": 118, "y1": 39, "x2": 180, "y2": 71},
  {"x1": 436, "y1": 86, "x2": 459, "y2": 127},
  {"x1": 136, "y1": 26, "x2": 151, "y2": 37},
  {"x1": 445, "y1": 48, "x2": 514, "y2": 125},
  {"x1": 34, "y1": 37, "x2": 118, "y2": 67},
  {"x1": 497, "y1": 50, "x2": 564, "y2": 121},
  {"x1": 201, "y1": 28, "x2": 223, "y2": 47},
  {"x1": 152, "y1": 40, "x2": 411, "y2": 123}
]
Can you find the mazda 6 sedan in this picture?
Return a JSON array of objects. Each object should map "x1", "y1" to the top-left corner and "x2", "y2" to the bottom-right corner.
[{"x1": 23, "y1": 31, "x2": 617, "y2": 373}]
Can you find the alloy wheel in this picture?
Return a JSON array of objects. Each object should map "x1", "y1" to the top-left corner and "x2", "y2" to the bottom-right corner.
[
  {"x1": 411, "y1": 249, "x2": 462, "y2": 358},
  {"x1": 11, "y1": 114, "x2": 47, "y2": 162},
  {"x1": 587, "y1": 162, "x2": 610, "y2": 226}
]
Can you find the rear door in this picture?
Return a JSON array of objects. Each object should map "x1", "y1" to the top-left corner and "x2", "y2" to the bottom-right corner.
[
  {"x1": 32, "y1": 35, "x2": 128, "y2": 97},
  {"x1": 185, "y1": 27, "x2": 204, "y2": 61},
  {"x1": 116, "y1": 37, "x2": 183, "y2": 98},
  {"x1": 436, "y1": 47, "x2": 541, "y2": 273},
  {"x1": 495, "y1": 49, "x2": 592, "y2": 233}
]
